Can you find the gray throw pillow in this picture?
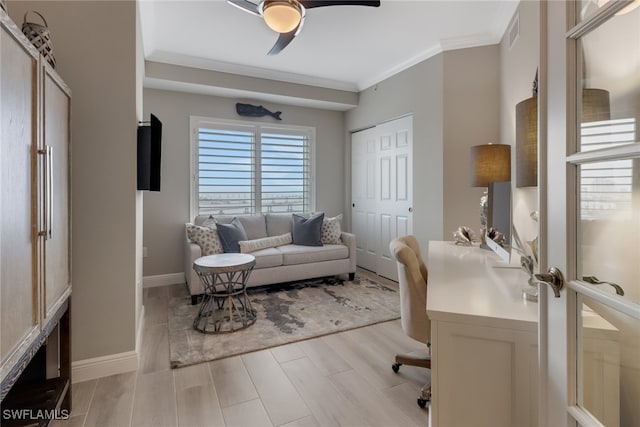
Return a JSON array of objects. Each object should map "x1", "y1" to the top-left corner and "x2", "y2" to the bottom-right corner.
[
  {"x1": 216, "y1": 217, "x2": 248, "y2": 253},
  {"x1": 292, "y1": 212, "x2": 324, "y2": 246}
]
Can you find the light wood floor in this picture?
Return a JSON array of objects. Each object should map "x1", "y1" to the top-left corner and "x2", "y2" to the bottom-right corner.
[{"x1": 55, "y1": 271, "x2": 430, "y2": 427}]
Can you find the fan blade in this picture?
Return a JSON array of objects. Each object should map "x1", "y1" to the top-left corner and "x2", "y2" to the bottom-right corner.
[
  {"x1": 227, "y1": 0, "x2": 260, "y2": 16},
  {"x1": 300, "y1": 0, "x2": 380, "y2": 9},
  {"x1": 267, "y1": 27, "x2": 298, "y2": 55}
]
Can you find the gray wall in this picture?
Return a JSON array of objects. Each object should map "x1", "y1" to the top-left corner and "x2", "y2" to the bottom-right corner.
[
  {"x1": 345, "y1": 55, "x2": 444, "y2": 253},
  {"x1": 346, "y1": 47, "x2": 502, "y2": 252},
  {"x1": 8, "y1": 1, "x2": 140, "y2": 360},
  {"x1": 499, "y1": 1, "x2": 540, "y2": 245},
  {"x1": 443, "y1": 45, "x2": 501, "y2": 237},
  {"x1": 142, "y1": 89, "x2": 345, "y2": 277}
]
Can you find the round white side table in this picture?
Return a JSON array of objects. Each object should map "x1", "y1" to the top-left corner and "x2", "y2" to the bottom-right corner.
[{"x1": 192, "y1": 253, "x2": 256, "y2": 333}]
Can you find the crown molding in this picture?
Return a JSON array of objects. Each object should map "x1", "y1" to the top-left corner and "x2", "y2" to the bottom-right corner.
[{"x1": 146, "y1": 50, "x2": 359, "y2": 92}]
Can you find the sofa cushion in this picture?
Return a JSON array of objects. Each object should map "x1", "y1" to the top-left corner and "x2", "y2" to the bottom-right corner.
[
  {"x1": 277, "y1": 244, "x2": 349, "y2": 266},
  {"x1": 206, "y1": 214, "x2": 267, "y2": 240},
  {"x1": 239, "y1": 233, "x2": 292, "y2": 254},
  {"x1": 265, "y1": 213, "x2": 293, "y2": 237},
  {"x1": 186, "y1": 223, "x2": 223, "y2": 256},
  {"x1": 194, "y1": 215, "x2": 213, "y2": 226},
  {"x1": 237, "y1": 215, "x2": 267, "y2": 240},
  {"x1": 292, "y1": 213, "x2": 324, "y2": 246},
  {"x1": 251, "y1": 247, "x2": 283, "y2": 269},
  {"x1": 216, "y1": 218, "x2": 248, "y2": 253},
  {"x1": 321, "y1": 214, "x2": 343, "y2": 244}
]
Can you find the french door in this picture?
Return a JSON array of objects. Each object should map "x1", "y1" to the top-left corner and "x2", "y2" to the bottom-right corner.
[{"x1": 541, "y1": 1, "x2": 639, "y2": 426}]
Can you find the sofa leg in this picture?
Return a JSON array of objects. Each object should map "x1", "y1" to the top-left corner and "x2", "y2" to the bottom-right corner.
[
  {"x1": 191, "y1": 295, "x2": 200, "y2": 305},
  {"x1": 348, "y1": 272, "x2": 356, "y2": 281}
]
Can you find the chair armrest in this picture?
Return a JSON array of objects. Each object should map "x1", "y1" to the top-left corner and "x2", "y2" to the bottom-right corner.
[
  {"x1": 184, "y1": 230, "x2": 203, "y2": 295},
  {"x1": 341, "y1": 232, "x2": 357, "y2": 273}
]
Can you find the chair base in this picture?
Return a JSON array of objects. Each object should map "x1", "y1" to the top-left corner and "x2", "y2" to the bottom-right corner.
[
  {"x1": 392, "y1": 353, "x2": 431, "y2": 408},
  {"x1": 394, "y1": 353, "x2": 431, "y2": 369}
]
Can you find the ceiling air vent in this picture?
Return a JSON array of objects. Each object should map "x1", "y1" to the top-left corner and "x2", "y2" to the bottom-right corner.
[{"x1": 508, "y1": 12, "x2": 520, "y2": 48}]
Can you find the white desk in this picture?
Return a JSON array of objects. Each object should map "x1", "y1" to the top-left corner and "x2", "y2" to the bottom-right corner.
[
  {"x1": 426, "y1": 241, "x2": 619, "y2": 427},
  {"x1": 427, "y1": 241, "x2": 538, "y2": 427}
]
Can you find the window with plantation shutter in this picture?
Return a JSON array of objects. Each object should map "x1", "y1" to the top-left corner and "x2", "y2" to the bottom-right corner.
[
  {"x1": 191, "y1": 117, "x2": 315, "y2": 217},
  {"x1": 261, "y1": 131, "x2": 310, "y2": 213}
]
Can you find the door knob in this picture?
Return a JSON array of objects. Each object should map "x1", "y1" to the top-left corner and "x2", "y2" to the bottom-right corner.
[
  {"x1": 582, "y1": 276, "x2": 624, "y2": 296},
  {"x1": 408, "y1": 207, "x2": 413, "y2": 213},
  {"x1": 533, "y1": 267, "x2": 564, "y2": 298},
  {"x1": 352, "y1": 203, "x2": 355, "y2": 207}
]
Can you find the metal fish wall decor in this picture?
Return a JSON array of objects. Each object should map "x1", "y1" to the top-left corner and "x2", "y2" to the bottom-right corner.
[{"x1": 236, "y1": 103, "x2": 282, "y2": 120}]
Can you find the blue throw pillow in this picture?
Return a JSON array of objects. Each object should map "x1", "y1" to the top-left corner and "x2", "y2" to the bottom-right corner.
[
  {"x1": 292, "y1": 213, "x2": 324, "y2": 246},
  {"x1": 216, "y1": 217, "x2": 248, "y2": 253}
]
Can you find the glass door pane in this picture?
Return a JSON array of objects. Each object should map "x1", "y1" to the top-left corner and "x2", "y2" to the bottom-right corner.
[
  {"x1": 570, "y1": 1, "x2": 640, "y2": 425},
  {"x1": 578, "y1": 159, "x2": 639, "y2": 305},
  {"x1": 578, "y1": 2, "x2": 639, "y2": 152},
  {"x1": 579, "y1": 295, "x2": 639, "y2": 427}
]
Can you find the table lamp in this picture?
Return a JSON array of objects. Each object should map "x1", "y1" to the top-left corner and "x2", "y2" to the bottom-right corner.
[
  {"x1": 470, "y1": 143, "x2": 511, "y2": 244},
  {"x1": 515, "y1": 70, "x2": 610, "y2": 188}
]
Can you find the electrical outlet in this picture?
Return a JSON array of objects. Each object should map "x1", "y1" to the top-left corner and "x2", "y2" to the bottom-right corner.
[{"x1": 143, "y1": 247, "x2": 148, "y2": 258}]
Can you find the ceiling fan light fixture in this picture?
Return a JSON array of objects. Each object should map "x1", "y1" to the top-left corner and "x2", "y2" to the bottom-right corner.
[{"x1": 262, "y1": 0, "x2": 302, "y2": 33}]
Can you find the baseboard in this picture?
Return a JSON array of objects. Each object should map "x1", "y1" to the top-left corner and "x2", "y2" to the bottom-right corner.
[
  {"x1": 72, "y1": 351, "x2": 138, "y2": 384},
  {"x1": 143, "y1": 272, "x2": 184, "y2": 288}
]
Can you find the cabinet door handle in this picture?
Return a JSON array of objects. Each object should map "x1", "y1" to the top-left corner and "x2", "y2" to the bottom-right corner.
[
  {"x1": 37, "y1": 147, "x2": 50, "y2": 240},
  {"x1": 47, "y1": 145, "x2": 53, "y2": 240},
  {"x1": 582, "y1": 276, "x2": 624, "y2": 296}
]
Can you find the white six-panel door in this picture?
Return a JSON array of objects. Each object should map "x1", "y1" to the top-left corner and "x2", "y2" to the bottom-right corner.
[{"x1": 351, "y1": 115, "x2": 413, "y2": 281}]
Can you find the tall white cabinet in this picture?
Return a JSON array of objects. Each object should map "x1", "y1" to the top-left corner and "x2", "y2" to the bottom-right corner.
[
  {"x1": 351, "y1": 115, "x2": 413, "y2": 281},
  {"x1": 0, "y1": 10, "x2": 72, "y2": 415}
]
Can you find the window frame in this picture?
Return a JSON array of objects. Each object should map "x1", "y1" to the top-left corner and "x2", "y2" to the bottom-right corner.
[{"x1": 189, "y1": 116, "x2": 316, "y2": 219}]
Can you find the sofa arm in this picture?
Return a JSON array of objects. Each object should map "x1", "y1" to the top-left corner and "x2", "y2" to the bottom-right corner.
[
  {"x1": 184, "y1": 230, "x2": 203, "y2": 296},
  {"x1": 341, "y1": 232, "x2": 357, "y2": 274}
]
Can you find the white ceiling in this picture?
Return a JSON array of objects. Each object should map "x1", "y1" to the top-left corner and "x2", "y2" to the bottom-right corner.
[{"x1": 140, "y1": 0, "x2": 519, "y2": 93}]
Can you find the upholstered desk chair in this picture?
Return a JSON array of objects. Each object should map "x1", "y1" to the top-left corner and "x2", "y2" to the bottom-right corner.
[{"x1": 389, "y1": 235, "x2": 431, "y2": 408}]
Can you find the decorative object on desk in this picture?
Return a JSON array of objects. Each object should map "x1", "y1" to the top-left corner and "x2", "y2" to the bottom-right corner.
[
  {"x1": 453, "y1": 226, "x2": 476, "y2": 246},
  {"x1": 236, "y1": 102, "x2": 282, "y2": 120},
  {"x1": 486, "y1": 227, "x2": 504, "y2": 245},
  {"x1": 511, "y1": 220, "x2": 539, "y2": 301},
  {"x1": 21, "y1": 11, "x2": 56, "y2": 68},
  {"x1": 168, "y1": 273, "x2": 399, "y2": 368},
  {"x1": 515, "y1": 70, "x2": 538, "y2": 187},
  {"x1": 470, "y1": 143, "x2": 511, "y2": 245},
  {"x1": 528, "y1": 211, "x2": 539, "y2": 265}
]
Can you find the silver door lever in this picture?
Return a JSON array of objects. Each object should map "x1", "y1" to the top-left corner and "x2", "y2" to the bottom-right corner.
[
  {"x1": 533, "y1": 267, "x2": 564, "y2": 298},
  {"x1": 582, "y1": 276, "x2": 624, "y2": 296}
]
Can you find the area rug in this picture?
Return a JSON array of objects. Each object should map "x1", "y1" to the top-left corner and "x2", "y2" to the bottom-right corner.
[{"x1": 168, "y1": 274, "x2": 400, "y2": 368}]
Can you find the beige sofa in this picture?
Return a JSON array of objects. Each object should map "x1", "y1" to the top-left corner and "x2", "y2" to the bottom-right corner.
[{"x1": 185, "y1": 213, "x2": 356, "y2": 304}]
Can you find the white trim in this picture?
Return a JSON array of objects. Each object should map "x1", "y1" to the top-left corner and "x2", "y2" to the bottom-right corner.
[
  {"x1": 143, "y1": 273, "x2": 184, "y2": 288},
  {"x1": 568, "y1": 280, "x2": 640, "y2": 319},
  {"x1": 566, "y1": 143, "x2": 640, "y2": 164},
  {"x1": 136, "y1": 305, "x2": 145, "y2": 356},
  {"x1": 146, "y1": 50, "x2": 359, "y2": 92},
  {"x1": 72, "y1": 351, "x2": 138, "y2": 384},
  {"x1": 357, "y1": 44, "x2": 443, "y2": 91},
  {"x1": 189, "y1": 116, "x2": 197, "y2": 221}
]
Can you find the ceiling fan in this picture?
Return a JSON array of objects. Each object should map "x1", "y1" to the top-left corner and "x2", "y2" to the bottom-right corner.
[{"x1": 228, "y1": 0, "x2": 381, "y2": 55}]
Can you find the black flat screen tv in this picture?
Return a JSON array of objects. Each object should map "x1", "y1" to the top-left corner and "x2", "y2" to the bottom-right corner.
[{"x1": 137, "y1": 113, "x2": 162, "y2": 191}]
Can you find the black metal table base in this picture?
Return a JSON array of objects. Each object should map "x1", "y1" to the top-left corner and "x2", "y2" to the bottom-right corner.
[{"x1": 193, "y1": 265, "x2": 256, "y2": 334}]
